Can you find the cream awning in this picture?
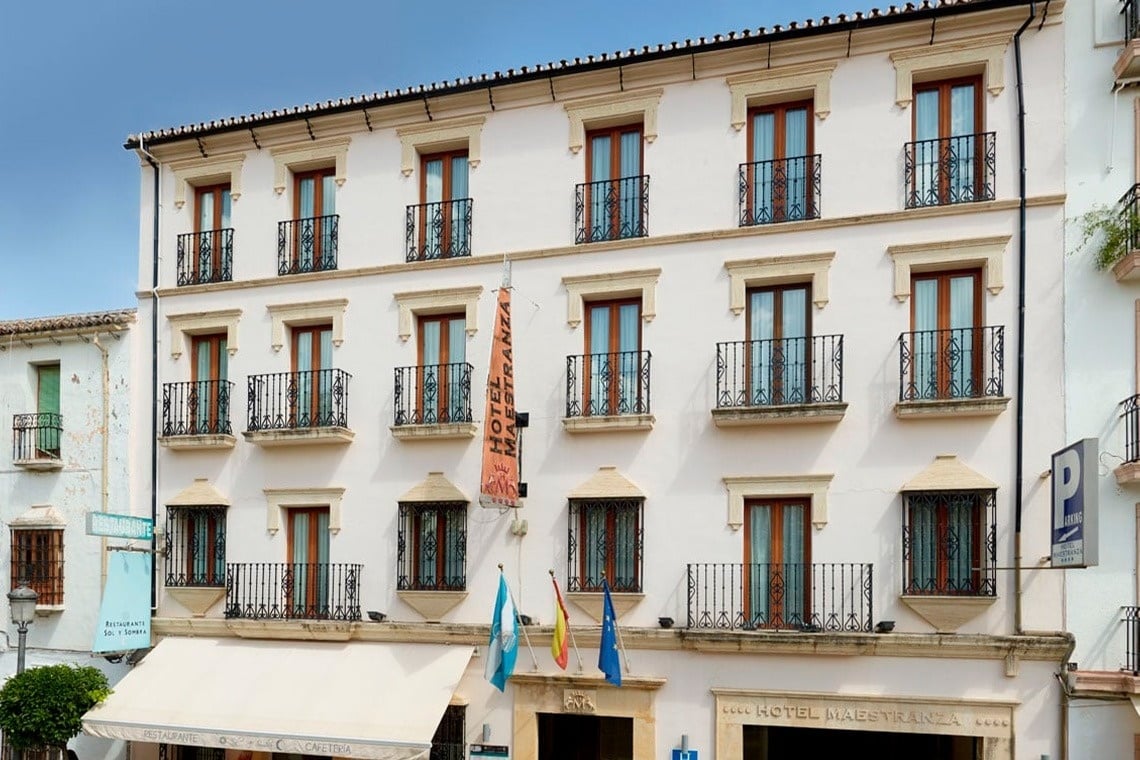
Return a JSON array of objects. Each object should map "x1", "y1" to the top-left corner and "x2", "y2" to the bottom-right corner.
[{"x1": 82, "y1": 637, "x2": 473, "y2": 760}]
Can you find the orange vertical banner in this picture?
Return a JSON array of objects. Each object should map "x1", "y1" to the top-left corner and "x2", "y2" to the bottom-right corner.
[{"x1": 480, "y1": 287, "x2": 521, "y2": 508}]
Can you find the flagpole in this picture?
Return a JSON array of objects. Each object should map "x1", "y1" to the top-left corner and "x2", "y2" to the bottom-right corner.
[
  {"x1": 550, "y1": 569, "x2": 585, "y2": 673},
  {"x1": 501, "y1": 564, "x2": 539, "y2": 671}
]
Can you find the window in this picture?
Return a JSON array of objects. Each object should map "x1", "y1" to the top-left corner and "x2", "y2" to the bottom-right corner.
[
  {"x1": 164, "y1": 506, "x2": 226, "y2": 587},
  {"x1": 291, "y1": 324, "x2": 334, "y2": 428},
  {"x1": 413, "y1": 150, "x2": 471, "y2": 260},
  {"x1": 189, "y1": 333, "x2": 229, "y2": 435},
  {"x1": 287, "y1": 506, "x2": 330, "y2": 616},
  {"x1": 281, "y1": 168, "x2": 337, "y2": 274},
  {"x1": 907, "y1": 269, "x2": 984, "y2": 399},
  {"x1": 10, "y1": 529, "x2": 63, "y2": 605},
  {"x1": 908, "y1": 76, "x2": 991, "y2": 207},
  {"x1": 17, "y1": 364, "x2": 62, "y2": 461},
  {"x1": 397, "y1": 502, "x2": 467, "y2": 591},
  {"x1": 744, "y1": 499, "x2": 809, "y2": 629},
  {"x1": 415, "y1": 314, "x2": 469, "y2": 424},
  {"x1": 580, "y1": 125, "x2": 646, "y2": 243},
  {"x1": 580, "y1": 299, "x2": 645, "y2": 417},
  {"x1": 745, "y1": 285, "x2": 810, "y2": 405},
  {"x1": 567, "y1": 497, "x2": 643, "y2": 593},
  {"x1": 191, "y1": 184, "x2": 232, "y2": 283},
  {"x1": 161, "y1": 746, "x2": 224, "y2": 760},
  {"x1": 743, "y1": 101, "x2": 817, "y2": 224},
  {"x1": 903, "y1": 489, "x2": 995, "y2": 596},
  {"x1": 431, "y1": 705, "x2": 465, "y2": 760}
]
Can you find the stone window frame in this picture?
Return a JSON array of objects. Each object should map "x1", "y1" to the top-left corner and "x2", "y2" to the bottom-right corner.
[
  {"x1": 726, "y1": 60, "x2": 837, "y2": 131},
  {"x1": 266, "y1": 299, "x2": 348, "y2": 353},
  {"x1": 393, "y1": 286, "x2": 482, "y2": 343},
  {"x1": 723, "y1": 253, "x2": 834, "y2": 315},
  {"x1": 562, "y1": 269, "x2": 660, "y2": 328},
  {"x1": 396, "y1": 115, "x2": 487, "y2": 177},
  {"x1": 563, "y1": 89, "x2": 663, "y2": 155},
  {"x1": 264, "y1": 487, "x2": 345, "y2": 536},
  {"x1": 10, "y1": 505, "x2": 66, "y2": 610},
  {"x1": 723, "y1": 474, "x2": 833, "y2": 530},
  {"x1": 270, "y1": 137, "x2": 351, "y2": 196},
  {"x1": 889, "y1": 33, "x2": 1010, "y2": 109},
  {"x1": 886, "y1": 236, "x2": 1008, "y2": 302},
  {"x1": 166, "y1": 309, "x2": 241, "y2": 361},
  {"x1": 170, "y1": 153, "x2": 246, "y2": 211}
]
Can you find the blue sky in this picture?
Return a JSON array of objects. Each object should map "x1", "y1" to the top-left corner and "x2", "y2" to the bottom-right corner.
[{"x1": 0, "y1": 0, "x2": 854, "y2": 319}]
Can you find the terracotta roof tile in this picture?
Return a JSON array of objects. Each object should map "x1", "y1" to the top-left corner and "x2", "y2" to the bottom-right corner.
[{"x1": 0, "y1": 309, "x2": 137, "y2": 338}]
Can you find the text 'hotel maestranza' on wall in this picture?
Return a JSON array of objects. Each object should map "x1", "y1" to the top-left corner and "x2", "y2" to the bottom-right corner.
[{"x1": 79, "y1": 2, "x2": 1075, "y2": 760}]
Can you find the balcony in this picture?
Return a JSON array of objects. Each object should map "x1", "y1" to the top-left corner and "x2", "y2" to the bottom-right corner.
[
  {"x1": 224, "y1": 562, "x2": 362, "y2": 621},
  {"x1": 904, "y1": 132, "x2": 995, "y2": 209},
  {"x1": 160, "y1": 380, "x2": 236, "y2": 450},
  {"x1": 896, "y1": 325, "x2": 1009, "y2": 418},
  {"x1": 1125, "y1": 607, "x2": 1140, "y2": 675},
  {"x1": 396, "y1": 502, "x2": 468, "y2": 621},
  {"x1": 176, "y1": 229, "x2": 233, "y2": 286},
  {"x1": 1116, "y1": 1, "x2": 1140, "y2": 83},
  {"x1": 563, "y1": 350, "x2": 653, "y2": 433},
  {"x1": 1109, "y1": 185, "x2": 1140, "y2": 281},
  {"x1": 277, "y1": 215, "x2": 338, "y2": 276},
  {"x1": 686, "y1": 562, "x2": 873, "y2": 632},
  {"x1": 244, "y1": 369, "x2": 353, "y2": 446},
  {"x1": 12, "y1": 413, "x2": 62, "y2": 470},
  {"x1": 738, "y1": 155, "x2": 821, "y2": 227},
  {"x1": 1115, "y1": 395, "x2": 1140, "y2": 484},
  {"x1": 712, "y1": 335, "x2": 845, "y2": 427},
  {"x1": 391, "y1": 363, "x2": 476, "y2": 441},
  {"x1": 575, "y1": 175, "x2": 649, "y2": 244},
  {"x1": 405, "y1": 199, "x2": 472, "y2": 262}
]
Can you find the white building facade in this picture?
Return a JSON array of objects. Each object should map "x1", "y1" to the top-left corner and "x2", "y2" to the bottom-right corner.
[
  {"x1": 92, "y1": 2, "x2": 1072, "y2": 759},
  {"x1": 1063, "y1": 1, "x2": 1140, "y2": 757},
  {"x1": 0, "y1": 310, "x2": 135, "y2": 760}
]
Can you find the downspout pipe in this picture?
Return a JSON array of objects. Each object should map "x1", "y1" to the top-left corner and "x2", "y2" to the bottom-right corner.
[
  {"x1": 92, "y1": 334, "x2": 110, "y2": 592},
  {"x1": 140, "y1": 140, "x2": 160, "y2": 611}
]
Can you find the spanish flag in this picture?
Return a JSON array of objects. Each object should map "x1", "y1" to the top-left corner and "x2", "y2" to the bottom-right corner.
[{"x1": 551, "y1": 575, "x2": 570, "y2": 670}]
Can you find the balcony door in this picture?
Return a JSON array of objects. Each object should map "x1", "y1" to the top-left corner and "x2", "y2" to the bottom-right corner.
[
  {"x1": 292, "y1": 325, "x2": 333, "y2": 428},
  {"x1": 745, "y1": 499, "x2": 809, "y2": 629},
  {"x1": 36, "y1": 363, "x2": 60, "y2": 458},
  {"x1": 747, "y1": 285, "x2": 809, "y2": 405},
  {"x1": 293, "y1": 169, "x2": 336, "y2": 270},
  {"x1": 191, "y1": 334, "x2": 228, "y2": 434},
  {"x1": 585, "y1": 300, "x2": 641, "y2": 416},
  {"x1": 586, "y1": 125, "x2": 643, "y2": 241},
  {"x1": 421, "y1": 151, "x2": 469, "y2": 256},
  {"x1": 748, "y1": 102, "x2": 812, "y2": 223},
  {"x1": 195, "y1": 184, "x2": 231, "y2": 281},
  {"x1": 288, "y1": 507, "x2": 329, "y2": 617},
  {"x1": 911, "y1": 271, "x2": 981, "y2": 399},
  {"x1": 419, "y1": 315, "x2": 466, "y2": 424},
  {"x1": 913, "y1": 77, "x2": 982, "y2": 204}
]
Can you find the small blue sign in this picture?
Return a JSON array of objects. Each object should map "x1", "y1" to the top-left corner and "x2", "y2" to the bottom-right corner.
[
  {"x1": 92, "y1": 550, "x2": 152, "y2": 653},
  {"x1": 1051, "y1": 438, "x2": 1099, "y2": 568},
  {"x1": 672, "y1": 750, "x2": 698, "y2": 760},
  {"x1": 86, "y1": 512, "x2": 154, "y2": 541}
]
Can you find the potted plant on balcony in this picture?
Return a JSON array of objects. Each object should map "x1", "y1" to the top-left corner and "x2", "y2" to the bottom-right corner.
[
  {"x1": 0, "y1": 665, "x2": 111, "y2": 759},
  {"x1": 1076, "y1": 202, "x2": 1140, "y2": 278}
]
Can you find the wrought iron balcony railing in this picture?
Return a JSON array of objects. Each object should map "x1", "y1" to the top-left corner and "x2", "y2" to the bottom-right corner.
[
  {"x1": 738, "y1": 155, "x2": 821, "y2": 226},
  {"x1": 162, "y1": 380, "x2": 234, "y2": 437},
  {"x1": 716, "y1": 335, "x2": 843, "y2": 408},
  {"x1": 1124, "y1": 606, "x2": 1140, "y2": 675},
  {"x1": 1123, "y1": 395, "x2": 1140, "y2": 465},
  {"x1": 687, "y1": 562, "x2": 873, "y2": 632},
  {"x1": 904, "y1": 132, "x2": 996, "y2": 208},
  {"x1": 902, "y1": 489, "x2": 997, "y2": 597},
  {"x1": 397, "y1": 502, "x2": 467, "y2": 591},
  {"x1": 12, "y1": 413, "x2": 62, "y2": 462},
  {"x1": 277, "y1": 214, "x2": 339, "y2": 275},
  {"x1": 575, "y1": 175, "x2": 649, "y2": 244},
  {"x1": 1127, "y1": 0, "x2": 1140, "y2": 43},
  {"x1": 566, "y1": 350, "x2": 651, "y2": 418},
  {"x1": 405, "y1": 199, "x2": 473, "y2": 262},
  {"x1": 567, "y1": 497, "x2": 644, "y2": 593},
  {"x1": 164, "y1": 505, "x2": 227, "y2": 587},
  {"x1": 1119, "y1": 184, "x2": 1140, "y2": 256},
  {"x1": 224, "y1": 562, "x2": 362, "y2": 621},
  {"x1": 176, "y1": 228, "x2": 233, "y2": 286},
  {"x1": 247, "y1": 369, "x2": 351, "y2": 432},
  {"x1": 393, "y1": 363, "x2": 473, "y2": 426},
  {"x1": 898, "y1": 325, "x2": 1004, "y2": 402}
]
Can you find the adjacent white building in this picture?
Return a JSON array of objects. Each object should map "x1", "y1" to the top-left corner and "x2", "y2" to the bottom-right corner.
[
  {"x1": 0, "y1": 310, "x2": 135, "y2": 760},
  {"x1": 89, "y1": 2, "x2": 1072, "y2": 759}
]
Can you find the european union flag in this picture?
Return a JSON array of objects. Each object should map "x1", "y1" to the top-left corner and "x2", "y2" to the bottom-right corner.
[{"x1": 598, "y1": 578, "x2": 622, "y2": 686}]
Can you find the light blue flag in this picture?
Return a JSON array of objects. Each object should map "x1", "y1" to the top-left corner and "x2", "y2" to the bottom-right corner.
[
  {"x1": 484, "y1": 573, "x2": 519, "y2": 691},
  {"x1": 92, "y1": 550, "x2": 152, "y2": 653},
  {"x1": 598, "y1": 578, "x2": 622, "y2": 686}
]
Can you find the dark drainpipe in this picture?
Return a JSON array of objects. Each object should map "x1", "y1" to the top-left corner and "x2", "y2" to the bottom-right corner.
[{"x1": 141, "y1": 142, "x2": 160, "y2": 611}]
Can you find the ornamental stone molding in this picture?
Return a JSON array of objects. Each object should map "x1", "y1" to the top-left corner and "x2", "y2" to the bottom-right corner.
[
  {"x1": 563, "y1": 89, "x2": 663, "y2": 155},
  {"x1": 726, "y1": 60, "x2": 837, "y2": 130},
  {"x1": 170, "y1": 153, "x2": 246, "y2": 210},
  {"x1": 886, "y1": 236, "x2": 1008, "y2": 302},
  {"x1": 562, "y1": 269, "x2": 660, "y2": 328},
  {"x1": 890, "y1": 33, "x2": 1011, "y2": 109},
  {"x1": 724, "y1": 253, "x2": 834, "y2": 314},
  {"x1": 271, "y1": 137, "x2": 351, "y2": 195},
  {"x1": 396, "y1": 115, "x2": 486, "y2": 177},
  {"x1": 166, "y1": 308, "x2": 241, "y2": 360}
]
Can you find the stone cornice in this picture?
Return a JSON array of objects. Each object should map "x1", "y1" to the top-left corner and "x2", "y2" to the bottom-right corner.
[{"x1": 151, "y1": 617, "x2": 1072, "y2": 662}]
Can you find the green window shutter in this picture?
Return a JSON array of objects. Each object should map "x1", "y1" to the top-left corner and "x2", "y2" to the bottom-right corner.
[{"x1": 37, "y1": 364, "x2": 60, "y2": 416}]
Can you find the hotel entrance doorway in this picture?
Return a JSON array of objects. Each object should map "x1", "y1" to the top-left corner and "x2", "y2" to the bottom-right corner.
[
  {"x1": 743, "y1": 725, "x2": 980, "y2": 759},
  {"x1": 538, "y1": 714, "x2": 633, "y2": 760}
]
